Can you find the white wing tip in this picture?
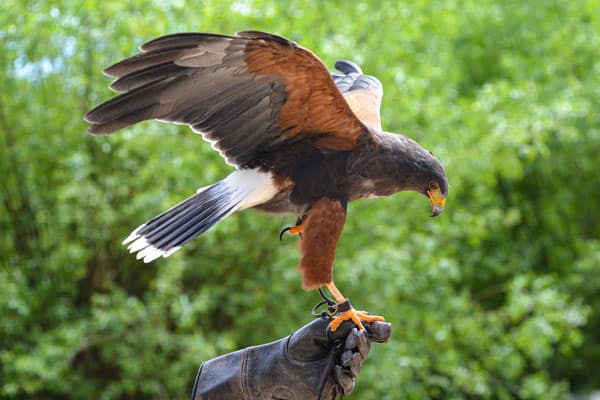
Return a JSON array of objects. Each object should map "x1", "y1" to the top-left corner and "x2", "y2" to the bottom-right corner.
[
  {"x1": 122, "y1": 223, "x2": 146, "y2": 245},
  {"x1": 124, "y1": 233, "x2": 182, "y2": 263},
  {"x1": 163, "y1": 246, "x2": 182, "y2": 258},
  {"x1": 127, "y1": 236, "x2": 150, "y2": 253},
  {"x1": 137, "y1": 245, "x2": 164, "y2": 263}
]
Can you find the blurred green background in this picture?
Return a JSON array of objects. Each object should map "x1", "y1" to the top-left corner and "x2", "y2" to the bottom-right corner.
[{"x1": 1, "y1": 0, "x2": 599, "y2": 399}]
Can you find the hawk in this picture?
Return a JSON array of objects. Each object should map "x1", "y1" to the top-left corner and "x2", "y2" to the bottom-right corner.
[{"x1": 85, "y1": 30, "x2": 448, "y2": 331}]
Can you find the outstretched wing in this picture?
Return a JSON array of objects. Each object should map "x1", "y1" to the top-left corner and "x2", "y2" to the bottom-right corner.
[
  {"x1": 332, "y1": 60, "x2": 383, "y2": 131},
  {"x1": 85, "y1": 31, "x2": 372, "y2": 167}
]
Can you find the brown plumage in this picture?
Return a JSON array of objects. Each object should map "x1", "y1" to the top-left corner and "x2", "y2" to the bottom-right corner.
[
  {"x1": 243, "y1": 33, "x2": 365, "y2": 150},
  {"x1": 298, "y1": 198, "x2": 346, "y2": 290},
  {"x1": 85, "y1": 30, "x2": 449, "y2": 330}
]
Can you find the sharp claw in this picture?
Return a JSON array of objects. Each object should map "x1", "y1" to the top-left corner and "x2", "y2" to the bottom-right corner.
[
  {"x1": 279, "y1": 224, "x2": 303, "y2": 241},
  {"x1": 279, "y1": 226, "x2": 292, "y2": 241},
  {"x1": 351, "y1": 315, "x2": 366, "y2": 331}
]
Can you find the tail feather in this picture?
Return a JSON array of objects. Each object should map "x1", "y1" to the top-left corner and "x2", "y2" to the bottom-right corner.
[
  {"x1": 124, "y1": 169, "x2": 278, "y2": 263},
  {"x1": 125, "y1": 181, "x2": 242, "y2": 262}
]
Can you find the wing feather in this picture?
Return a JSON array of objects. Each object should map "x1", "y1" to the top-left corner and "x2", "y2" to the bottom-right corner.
[
  {"x1": 85, "y1": 31, "x2": 373, "y2": 167},
  {"x1": 332, "y1": 60, "x2": 383, "y2": 130}
]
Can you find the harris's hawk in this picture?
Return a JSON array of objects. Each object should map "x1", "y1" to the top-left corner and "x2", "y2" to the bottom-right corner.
[{"x1": 85, "y1": 30, "x2": 448, "y2": 331}]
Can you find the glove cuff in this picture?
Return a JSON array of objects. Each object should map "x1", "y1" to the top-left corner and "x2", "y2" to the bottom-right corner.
[{"x1": 192, "y1": 319, "x2": 340, "y2": 400}]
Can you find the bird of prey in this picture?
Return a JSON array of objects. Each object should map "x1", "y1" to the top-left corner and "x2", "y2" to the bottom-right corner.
[{"x1": 85, "y1": 30, "x2": 448, "y2": 331}]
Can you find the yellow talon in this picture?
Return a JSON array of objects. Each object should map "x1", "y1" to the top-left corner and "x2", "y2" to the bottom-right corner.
[
  {"x1": 289, "y1": 225, "x2": 303, "y2": 235},
  {"x1": 324, "y1": 282, "x2": 385, "y2": 331},
  {"x1": 279, "y1": 224, "x2": 304, "y2": 240},
  {"x1": 329, "y1": 308, "x2": 386, "y2": 331}
]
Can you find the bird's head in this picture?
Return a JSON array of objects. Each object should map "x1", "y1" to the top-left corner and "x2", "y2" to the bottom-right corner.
[
  {"x1": 351, "y1": 132, "x2": 448, "y2": 215},
  {"x1": 416, "y1": 150, "x2": 448, "y2": 217}
]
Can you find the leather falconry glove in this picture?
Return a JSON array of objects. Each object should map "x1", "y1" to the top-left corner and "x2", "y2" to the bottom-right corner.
[{"x1": 191, "y1": 317, "x2": 392, "y2": 399}]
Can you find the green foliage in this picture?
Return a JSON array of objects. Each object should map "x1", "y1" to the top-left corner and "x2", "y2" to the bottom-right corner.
[{"x1": 1, "y1": 0, "x2": 599, "y2": 398}]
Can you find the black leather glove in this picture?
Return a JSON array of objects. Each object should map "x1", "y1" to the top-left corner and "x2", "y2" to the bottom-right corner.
[{"x1": 191, "y1": 317, "x2": 392, "y2": 399}]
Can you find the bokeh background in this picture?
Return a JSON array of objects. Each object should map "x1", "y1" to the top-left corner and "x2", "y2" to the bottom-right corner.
[{"x1": 1, "y1": 0, "x2": 599, "y2": 399}]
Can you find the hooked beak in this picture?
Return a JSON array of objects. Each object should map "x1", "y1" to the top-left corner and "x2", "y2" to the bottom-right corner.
[{"x1": 427, "y1": 188, "x2": 446, "y2": 217}]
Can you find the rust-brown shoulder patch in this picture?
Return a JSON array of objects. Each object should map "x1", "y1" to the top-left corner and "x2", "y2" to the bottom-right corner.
[{"x1": 243, "y1": 38, "x2": 367, "y2": 152}]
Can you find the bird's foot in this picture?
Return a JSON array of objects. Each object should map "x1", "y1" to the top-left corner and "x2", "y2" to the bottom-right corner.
[
  {"x1": 279, "y1": 224, "x2": 304, "y2": 240},
  {"x1": 328, "y1": 300, "x2": 385, "y2": 332}
]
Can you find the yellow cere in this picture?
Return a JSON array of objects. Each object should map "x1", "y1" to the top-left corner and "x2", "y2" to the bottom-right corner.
[{"x1": 427, "y1": 188, "x2": 446, "y2": 206}]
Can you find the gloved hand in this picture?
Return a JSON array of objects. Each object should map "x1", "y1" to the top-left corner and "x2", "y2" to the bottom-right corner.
[{"x1": 191, "y1": 317, "x2": 392, "y2": 399}]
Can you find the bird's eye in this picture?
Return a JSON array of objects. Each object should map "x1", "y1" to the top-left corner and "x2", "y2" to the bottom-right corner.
[{"x1": 429, "y1": 181, "x2": 439, "y2": 191}]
